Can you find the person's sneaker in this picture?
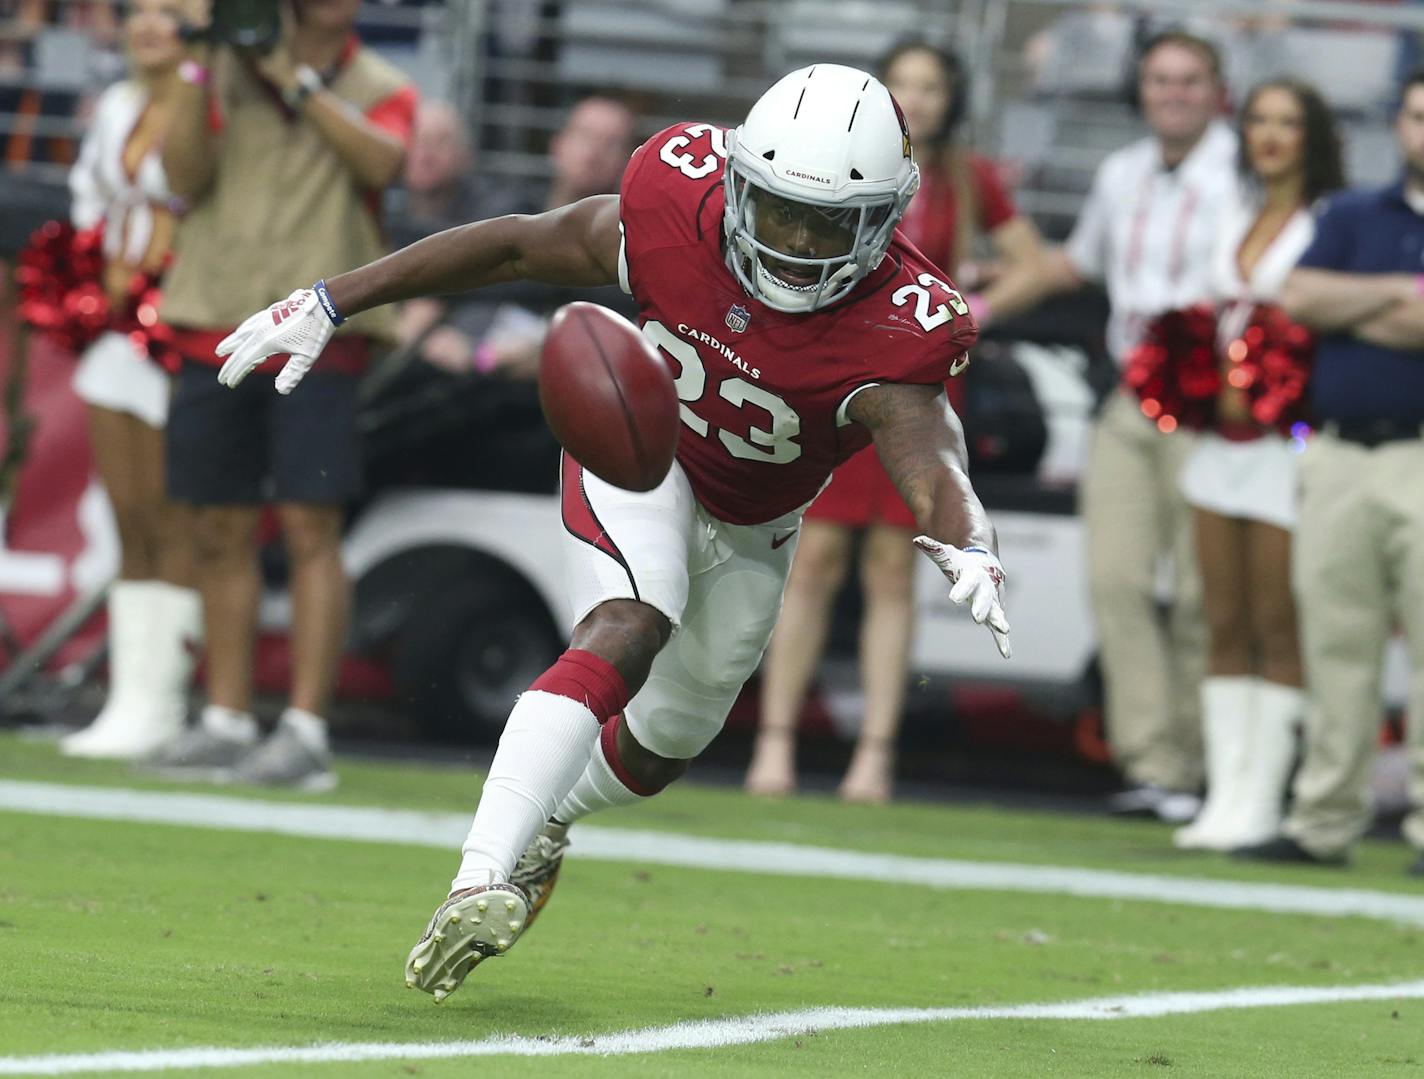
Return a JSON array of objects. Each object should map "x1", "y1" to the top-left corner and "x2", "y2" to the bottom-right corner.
[
  {"x1": 511, "y1": 820, "x2": 569, "y2": 929},
  {"x1": 1231, "y1": 835, "x2": 1347, "y2": 867},
  {"x1": 404, "y1": 879, "x2": 531, "y2": 1003},
  {"x1": 1107, "y1": 783, "x2": 1202, "y2": 824},
  {"x1": 145, "y1": 726, "x2": 254, "y2": 780},
  {"x1": 230, "y1": 717, "x2": 336, "y2": 792}
]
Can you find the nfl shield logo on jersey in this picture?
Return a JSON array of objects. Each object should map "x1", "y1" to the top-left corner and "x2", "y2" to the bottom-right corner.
[{"x1": 724, "y1": 303, "x2": 751, "y2": 334}]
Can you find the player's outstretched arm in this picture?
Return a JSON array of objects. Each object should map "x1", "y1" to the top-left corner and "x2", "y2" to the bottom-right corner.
[
  {"x1": 216, "y1": 195, "x2": 623, "y2": 393},
  {"x1": 849, "y1": 382, "x2": 1011, "y2": 659}
]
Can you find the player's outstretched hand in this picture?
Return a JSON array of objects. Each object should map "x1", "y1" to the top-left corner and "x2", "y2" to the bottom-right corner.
[
  {"x1": 913, "y1": 535, "x2": 1012, "y2": 660},
  {"x1": 216, "y1": 288, "x2": 336, "y2": 394}
]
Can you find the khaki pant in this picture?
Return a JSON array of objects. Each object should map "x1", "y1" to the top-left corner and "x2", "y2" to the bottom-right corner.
[
  {"x1": 1285, "y1": 431, "x2": 1424, "y2": 856},
  {"x1": 1083, "y1": 391, "x2": 1206, "y2": 790}
]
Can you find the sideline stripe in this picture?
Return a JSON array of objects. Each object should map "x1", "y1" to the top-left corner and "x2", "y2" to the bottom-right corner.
[
  {"x1": 3, "y1": 980, "x2": 1424, "y2": 1074},
  {"x1": 5, "y1": 780, "x2": 1424, "y2": 928}
]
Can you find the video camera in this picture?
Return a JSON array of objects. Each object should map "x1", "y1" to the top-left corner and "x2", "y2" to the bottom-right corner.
[{"x1": 182, "y1": 0, "x2": 282, "y2": 51}]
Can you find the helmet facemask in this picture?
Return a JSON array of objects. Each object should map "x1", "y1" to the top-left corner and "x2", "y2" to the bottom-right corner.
[{"x1": 723, "y1": 155, "x2": 916, "y2": 314}]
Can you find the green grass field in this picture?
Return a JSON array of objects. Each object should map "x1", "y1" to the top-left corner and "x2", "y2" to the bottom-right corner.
[{"x1": 3, "y1": 730, "x2": 1423, "y2": 1077}]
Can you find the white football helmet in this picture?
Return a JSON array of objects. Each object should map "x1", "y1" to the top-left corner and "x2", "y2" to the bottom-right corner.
[{"x1": 724, "y1": 63, "x2": 920, "y2": 314}]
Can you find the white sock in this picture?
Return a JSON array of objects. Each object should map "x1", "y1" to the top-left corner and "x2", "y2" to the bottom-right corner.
[
  {"x1": 451, "y1": 690, "x2": 600, "y2": 893},
  {"x1": 280, "y1": 707, "x2": 329, "y2": 754},
  {"x1": 553, "y1": 738, "x2": 646, "y2": 823},
  {"x1": 200, "y1": 704, "x2": 259, "y2": 745}
]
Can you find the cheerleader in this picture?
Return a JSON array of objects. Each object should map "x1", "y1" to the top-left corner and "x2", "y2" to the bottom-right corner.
[
  {"x1": 1174, "y1": 79, "x2": 1343, "y2": 848},
  {"x1": 61, "y1": 0, "x2": 200, "y2": 759}
]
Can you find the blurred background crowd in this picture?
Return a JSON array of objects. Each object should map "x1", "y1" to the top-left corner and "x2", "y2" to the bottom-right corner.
[{"x1": 1, "y1": 0, "x2": 1422, "y2": 874}]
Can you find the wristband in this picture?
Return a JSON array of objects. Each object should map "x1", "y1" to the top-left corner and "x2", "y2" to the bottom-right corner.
[
  {"x1": 177, "y1": 59, "x2": 209, "y2": 86},
  {"x1": 312, "y1": 279, "x2": 345, "y2": 326}
]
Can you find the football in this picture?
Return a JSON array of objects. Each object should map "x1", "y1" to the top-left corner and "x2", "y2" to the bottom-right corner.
[{"x1": 538, "y1": 302, "x2": 679, "y2": 492}]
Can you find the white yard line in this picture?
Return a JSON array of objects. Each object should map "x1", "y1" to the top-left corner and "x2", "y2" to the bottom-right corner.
[
  {"x1": 4, "y1": 780, "x2": 1424, "y2": 929},
  {"x1": 3, "y1": 980, "x2": 1424, "y2": 1074}
]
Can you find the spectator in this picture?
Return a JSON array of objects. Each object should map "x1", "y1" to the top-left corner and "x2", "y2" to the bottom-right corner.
[
  {"x1": 543, "y1": 95, "x2": 636, "y2": 211},
  {"x1": 385, "y1": 98, "x2": 521, "y2": 249},
  {"x1": 471, "y1": 94, "x2": 638, "y2": 380},
  {"x1": 59, "y1": 0, "x2": 200, "y2": 761},
  {"x1": 410, "y1": 94, "x2": 637, "y2": 381},
  {"x1": 150, "y1": 0, "x2": 415, "y2": 788},
  {"x1": 1173, "y1": 79, "x2": 1344, "y2": 851},
  {"x1": 1237, "y1": 72, "x2": 1424, "y2": 876},
  {"x1": 1025, "y1": 30, "x2": 1237, "y2": 823},
  {"x1": 386, "y1": 98, "x2": 524, "y2": 374},
  {"x1": 365, "y1": 93, "x2": 637, "y2": 497},
  {"x1": 743, "y1": 40, "x2": 1045, "y2": 804}
]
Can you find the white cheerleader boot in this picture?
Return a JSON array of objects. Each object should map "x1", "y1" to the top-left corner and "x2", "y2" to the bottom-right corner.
[
  {"x1": 1223, "y1": 681, "x2": 1302, "y2": 849},
  {"x1": 63, "y1": 581, "x2": 201, "y2": 760},
  {"x1": 143, "y1": 582, "x2": 203, "y2": 752},
  {"x1": 62, "y1": 581, "x2": 160, "y2": 758},
  {"x1": 1173, "y1": 676, "x2": 1254, "y2": 850}
]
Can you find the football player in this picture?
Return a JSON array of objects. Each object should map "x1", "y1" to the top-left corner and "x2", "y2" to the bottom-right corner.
[{"x1": 215, "y1": 64, "x2": 1012, "y2": 1002}]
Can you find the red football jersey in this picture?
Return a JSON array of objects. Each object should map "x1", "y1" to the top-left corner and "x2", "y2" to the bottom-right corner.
[{"x1": 618, "y1": 123, "x2": 979, "y2": 525}]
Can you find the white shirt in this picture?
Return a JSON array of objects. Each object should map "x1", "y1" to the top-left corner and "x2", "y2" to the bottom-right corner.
[
  {"x1": 1208, "y1": 188, "x2": 1315, "y2": 346},
  {"x1": 1067, "y1": 120, "x2": 1240, "y2": 364},
  {"x1": 68, "y1": 80, "x2": 178, "y2": 268}
]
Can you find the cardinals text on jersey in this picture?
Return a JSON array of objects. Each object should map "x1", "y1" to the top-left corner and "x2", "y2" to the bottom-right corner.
[{"x1": 618, "y1": 123, "x2": 978, "y2": 525}]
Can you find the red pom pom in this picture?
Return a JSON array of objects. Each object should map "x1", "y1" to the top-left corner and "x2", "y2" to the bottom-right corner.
[
  {"x1": 1229, "y1": 304, "x2": 1314, "y2": 434},
  {"x1": 112, "y1": 255, "x2": 178, "y2": 373},
  {"x1": 1124, "y1": 304, "x2": 1220, "y2": 430},
  {"x1": 17, "y1": 220, "x2": 176, "y2": 370},
  {"x1": 17, "y1": 221, "x2": 113, "y2": 352},
  {"x1": 1125, "y1": 302, "x2": 1315, "y2": 435}
]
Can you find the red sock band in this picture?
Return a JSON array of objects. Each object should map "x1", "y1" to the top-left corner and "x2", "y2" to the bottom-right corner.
[
  {"x1": 600, "y1": 713, "x2": 661, "y2": 797},
  {"x1": 528, "y1": 648, "x2": 630, "y2": 724}
]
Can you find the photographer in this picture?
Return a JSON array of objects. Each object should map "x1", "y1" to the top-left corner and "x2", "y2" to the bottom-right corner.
[{"x1": 152, "y1": 0, "x2": 415, "y2": 789}]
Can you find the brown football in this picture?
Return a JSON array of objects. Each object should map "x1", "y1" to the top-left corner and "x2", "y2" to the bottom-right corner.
[{"x1": 538, "y1": 302, "x2": 679, "y2": 492}]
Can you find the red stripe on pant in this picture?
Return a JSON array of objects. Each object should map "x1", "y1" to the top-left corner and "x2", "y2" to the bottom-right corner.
[{"x1": 560, "y1": 454, "x2": 639, "y2": 598}]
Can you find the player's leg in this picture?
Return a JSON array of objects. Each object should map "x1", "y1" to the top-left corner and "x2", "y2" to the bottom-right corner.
[
  {"x1": 745, "y1": 519, "x2": 852, "y2": 795},
  {"x1": 451, "y1": 456, "x2": 694, "y2": 888},
  {"x1": 1174, "y1": 507, "x2": 1252, "y2": 849},
  {"x1": 407, "y1": 458, "x2": 694, "y2": 999},
  {"x1": 558, "y1": 512, "x2": 800, "y2": 826},
  {"x1": 839, "y1": 522, "x2": 916, "y2": 804}
]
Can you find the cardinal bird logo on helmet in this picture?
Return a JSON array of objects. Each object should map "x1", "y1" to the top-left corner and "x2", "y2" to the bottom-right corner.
[{"x1": 889, "y1": 94, "x2": 913, "y2": 159}]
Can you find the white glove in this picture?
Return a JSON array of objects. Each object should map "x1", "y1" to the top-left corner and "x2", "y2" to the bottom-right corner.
[
  {"x1": 215, "y1": 287, "x2": 336, "y2": 394},
  {"x1": 913, "y1": 535, "x2": 1012, "y2": 659}
]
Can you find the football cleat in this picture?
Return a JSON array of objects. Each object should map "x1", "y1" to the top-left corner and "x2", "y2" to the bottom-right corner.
[
  {"x1": 404, "y1": 880, "x2": 531, "y2": 1003},
  {"x1": 511, "y1": 820, "x2": 570, "y2": 929}
]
